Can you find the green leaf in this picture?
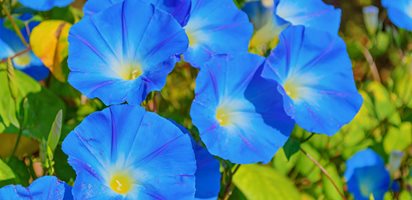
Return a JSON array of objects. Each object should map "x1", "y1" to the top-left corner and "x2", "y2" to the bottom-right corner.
[
  {"x1": 392, "y1": 64, "x2": 412, "y2": 109},
  {"x1": 383, "y1": 122, "x2": 412, "y2": 153},
  {"x1": 366, "y1": 82, "x2": 396, "y2": 121},
  {"x1": 283, "y1": 137, "x2": 300, "y2": 160},
  {"x1": 295, "y1": 144, "x2": 322, "y2": 183},
  {"x1": 22, "y1": 87, "x2": 65, "y2": 141},
  {"x1": 54, "y1": 146, "x2": 76, "y2": 183},
  {"x1": 233, "y1": 164, "x2": 301, "y2": 200},
  {"x1": 0, "y1": 68, "x2": 65, "y2": 142},
  {"x1": 0, "y1": 65, "x2": 41, "y2": 128},
  {"x1": 272, "y1": 148, "x2": 299, "y2": 175},
  {"x1": 0, "y1": 159, "x2": 14, "y2": 181},
  {"x1": 7, "y1": 157, "x2": 30, "y2": 186},
  {"x1": 47, "y1": 110, "x2": 63, "y2": 152}
]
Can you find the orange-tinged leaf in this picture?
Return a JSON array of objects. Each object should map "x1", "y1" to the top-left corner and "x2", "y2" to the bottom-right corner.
[
  {"x1": 30, "y1": 20, "x2": 71, "y2": 82},
  {"x1": 0, "y1": 134, "x2": 39, "y2": 158}
]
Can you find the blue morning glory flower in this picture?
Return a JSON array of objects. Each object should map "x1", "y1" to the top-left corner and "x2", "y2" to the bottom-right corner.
[
  {"x1": 243, "y1": 0, "x2": 341, "y2": 54},
  {"x1": 83, "y1": 0, "x2": 191, "y2": 26},
  {"x1": 68, "y1": 0, "x2": 188, "y2": 105},
  {"x1": 183, "y1": 0, "x2": 253, "y2": 68},
  {"x1": 173, "y1": 122, "x2": 221, "y2": 200},
  {"x1": 344, "y1": 149, "x2": 390, "y2": 200},
  {"x1": 0, "y1": 176, "x2": 72, "y2": 200},
  {"x1": 275, "y1": 0, "x2": 341, "y2": 34},
  {"x1": 262, "y1": 26, "x2": 363, "y2": 135},
  {"x1": 190, "y1": 53, "x2": 294, "y2": 164},
  {"x1": 82, "y1": 0, "x2": 252, "y2": 68},
  {"x1": 382, "y1": 0, "x2": 412, "y2": 31},
  {"x1": 62, "y1": 105, "x2": 196, "y2": 199},
  {"x1": 18, "y1": 0, "x2": 74, "y2": 11},
  {"x1": 0, "y1": 19, "x2": 49, "y2": 81}
]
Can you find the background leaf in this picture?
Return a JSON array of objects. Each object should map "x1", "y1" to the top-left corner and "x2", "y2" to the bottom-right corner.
[
  {"x1": 233, "y1": 164, "x2": 301, "y2": 200},
  {"x1": 30, "y1": 20, "x2": 71, "y2": 82},
  {"x1": 47, "y1": 109, "x2": 63, "y2": 152},
  {"x1": 0, "y1": 159, "x2": 14, "y2": 181}
]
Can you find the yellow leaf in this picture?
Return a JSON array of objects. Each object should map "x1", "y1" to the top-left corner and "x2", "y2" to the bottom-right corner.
[
  {"x1": 30, "y1": 20, "x2": 71, "y2": 82},
  {"x1": 0, "y1": 134, "x2": 39, "y2": 158}
]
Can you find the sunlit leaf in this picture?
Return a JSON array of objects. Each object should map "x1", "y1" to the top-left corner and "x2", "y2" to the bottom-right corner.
[
  {"x1": 233, "y1": 164, "x2": 301, "y2": 200},
  {"x1": 0, "y1": 64, "x2": 41, "y2": 128},
  {"x1": 0, "y1": 158, "x2": 14, "y2": 181},
  {"x1": 383, "y1": 122, "x2": 412, "y2": 153},
  {"x1": 30, "y1": 20, "x2": 71, "y2": 82},
  {"x1": 366, "y1": 82, "x2": 397, "y2": 121}
]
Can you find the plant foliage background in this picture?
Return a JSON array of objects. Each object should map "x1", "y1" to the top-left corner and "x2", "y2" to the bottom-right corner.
[{"x1": 0, "y1": 0, "x2": 411, "y2": 199}]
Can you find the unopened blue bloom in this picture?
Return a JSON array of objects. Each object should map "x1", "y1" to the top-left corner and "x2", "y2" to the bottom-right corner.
[
  {"x1": 62, "y1": 105, "x2": 196, "y2": 199},
  {"x1": 68, "y1": 0, "x2": 188, "y2": 105},
  {"x1": 382, "y1": 0, "x2": 412, "y2": 31},
  {"x1": 344, "y1": 149, "x2": 390, "y2": 200},
  {"x1": 191, "y1": 54, "x2": 294, "y2": 164},
  {"x1": 173, "y1": 123, "x2": 221, "y2": 200},
  {"x1": 0, "y1": 176, "x2": 72, "y2": 200},
  {"x1": 83, "y1": 0, "x2": 191, "y2": 26},
  {"x1": 363, "y1": 6, "x2": 379, "y2": 35},
  {"x1": 0, "y1": 19, "x2": 49, "y2": 81},
  {"x1": 262, "y1": 26, "x2": 362, "y2": 135},
  {"x1": 19, "y1": 0, "x2": 74, "y2": 11},
  {"x1": 83, "y1": 0, "x2": 252, "y2": 68}
]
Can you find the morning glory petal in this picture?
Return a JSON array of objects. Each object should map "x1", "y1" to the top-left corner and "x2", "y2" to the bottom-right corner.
[
  {"x1": 173, "y1": 123, "x2": 221, "y2": 200},
  {"x1": 83, "y1": 0, "x2": 191, "y2": 26},
  {"x1": 68, "y1": 0, "x2": 188, "y2": 105},
  {"x1": 262, "y1": 26, "x2": 362, "y2": 135},
  {"x1": 183, "y1": 0, "x2": 253, "y2": 68},
  {"x1": 18, "y1": 0, "x2": 74, "y2": 11},
  {"x1": 0, "y1": 176, "x2": 72, "y2": 200},
  {"x1": 193, "y1": 139, "x2": 221, "y2": 200},
  {"x1": 382, "y1": 0, "x2": 412, "y2": 31},
  {"x1": 344, "y1": 149, "x2": 390, "y2": 200},
  {"x1": 275, "y1": 0, "x2": 341, "y2": 34},
  {"x1": 191, "y1": 54, "x2": 294, "y2": 164},
  {"x1": 62, "y1": 105, "x2": 196, "y2": 199}
]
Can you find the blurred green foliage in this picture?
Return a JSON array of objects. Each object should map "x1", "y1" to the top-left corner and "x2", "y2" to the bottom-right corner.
[{"x1": 0, "y1": 0, "x2": 411, "y2": 199}]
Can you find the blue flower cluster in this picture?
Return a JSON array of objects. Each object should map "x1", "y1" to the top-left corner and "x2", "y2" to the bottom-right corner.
[{"x1": 1, "y1": 0, "x2": 384, "y2": 199}]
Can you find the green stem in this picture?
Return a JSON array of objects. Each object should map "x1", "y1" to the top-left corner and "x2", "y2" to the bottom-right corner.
[
  {"x1": 6, "y1": 59, "x2": 23, "y2": 160},
  {"x1": 301, "y1": 132, "x2": 315, "y2": 143},
  {"x1": 222, "y1": 164, "x2": 241, "y2": 200},
  {"x1": 300, "y1": 147, "x2": 346, "y2": 200},
  {"x1": 9, "y1": 128, "x2": 22, "y2": 158}
]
